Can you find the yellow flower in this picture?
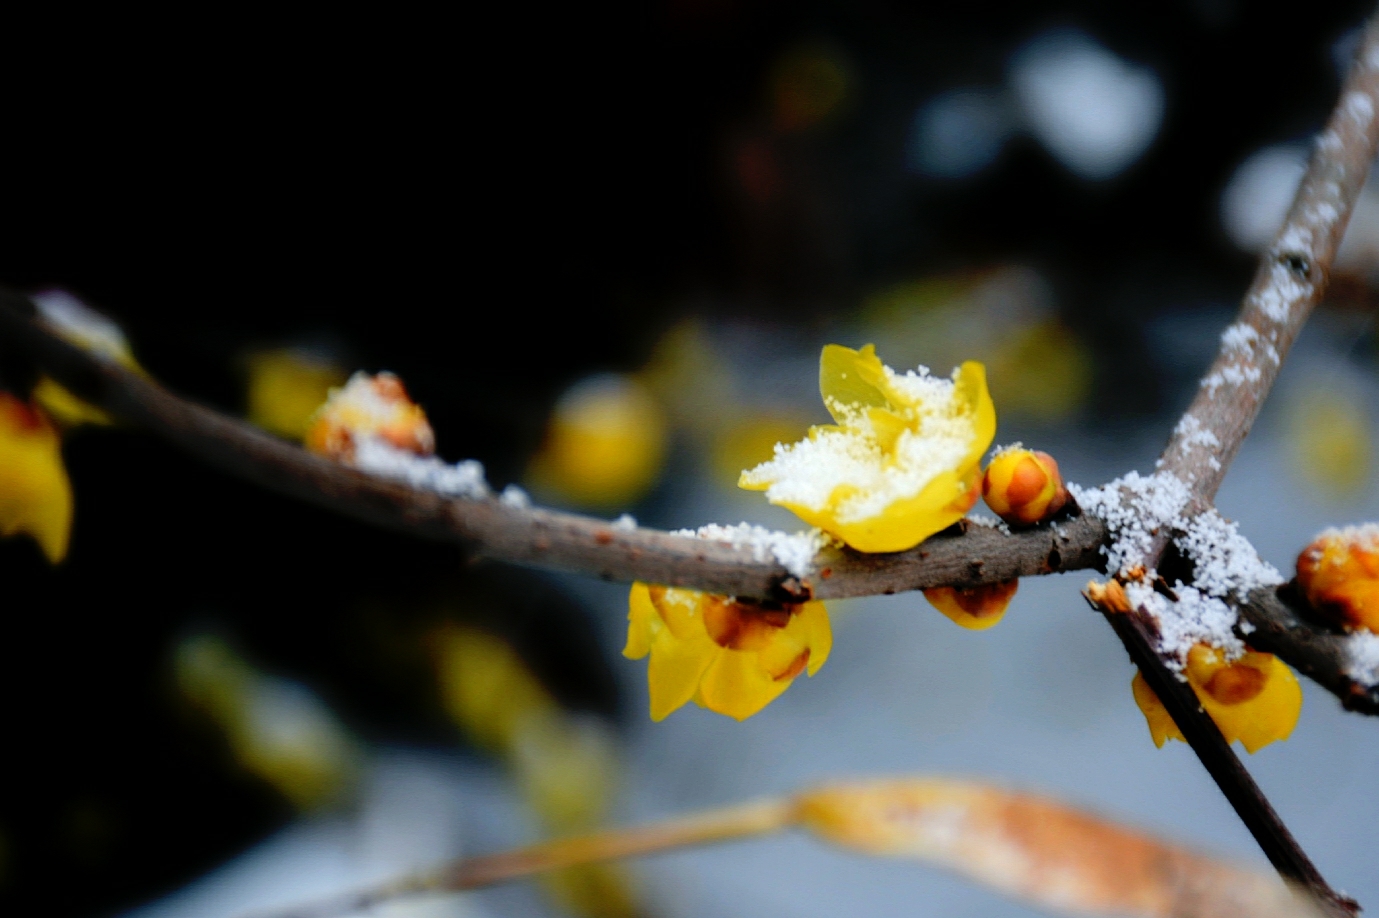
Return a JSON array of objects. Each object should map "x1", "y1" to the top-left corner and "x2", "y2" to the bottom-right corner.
[
  {"x1": 1132, "y1": 644, "x2": 1301, "y2": 754},
  {"x1": 923, "y1": 580, "x2": 1018, "y2": 630},
  {"x1": 1296, "y1": 525, "x2": 1379, "y2": 633},
  {"x1": 740, "y1": 344, "x2": 995, "y2": 553},
  {"x1": 624, "y1": 582, "x2": 831, "y2": 721},
  {"x1": 0, "y1": 393, "x2": 73, "y2": 563},
  {"x1": 982, "y1": 447, "x2": 1068, "y2": 527}
]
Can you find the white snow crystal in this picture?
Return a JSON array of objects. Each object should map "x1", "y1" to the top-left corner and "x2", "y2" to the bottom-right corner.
[
  {"x1": 1073, "y1": 471, "x2": 1283, "y2": 665},
  {"x1": 499, "y1": 484, "x2": 531, "y2": 508},
  {"x1": 1344, "y1": 632, "x2": 1379, "y2": 687},
  {"x1": 351, "y1": 437, "x2": 491, "y2": 499},
  {"x1": 612, "y1": 514, "x2": 638, "y2": 532},
  {"x1": 673, "y1": 523, "x2": 830, "y2": 580}
]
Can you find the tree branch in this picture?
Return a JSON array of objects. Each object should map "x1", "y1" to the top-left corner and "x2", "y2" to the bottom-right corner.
[
  {"x1": 1085, "y1": 17, "x2": 1379, "y2": 916},
  {"x1": 0, "y1": 293, "x2": 1108, "y2": 602}
]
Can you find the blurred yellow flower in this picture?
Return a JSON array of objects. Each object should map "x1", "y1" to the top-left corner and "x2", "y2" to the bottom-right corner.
[
  {"x1": 740, "y1": 344, "x2": 995, "y2": 553},
  {"x1": 244, "y1": 348, "x2": 348, "y2": 441},
  {"x1": 527, "y1": 374, "x2": 667, "y2": 509},
  {"x1": 432, "y1": 624, "x2": 637, "y2": 918},
  {"x1": 175, "y1": 634, "x2": 361, "y2": 810},
  {"x1": 1296, "y1": 524, "x2": 1379, "y2": 633},
  {"x1": 923, "y1": 580, "x2": 1018, "y2": 631},
  {"x1": 1286, "y1": 385, "x2": 1370, "y2": 500},
  {"x1": 1132, "y1": 644, "x2": 1301, "y2": 754},
  {"x1": 0, "y1": 393, "x2": 72, "y2": 563},
  {"x1": 625, "y1": 582, "x2": 831, "y2": 721}
]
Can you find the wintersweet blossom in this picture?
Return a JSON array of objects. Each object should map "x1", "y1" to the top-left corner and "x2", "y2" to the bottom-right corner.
[
  {"x1": 0, "y1": 393, "x2": 73, "y2": 563},
  {"x1": 1296, "y1": 525, "x2": 1379, "y2": 633},
  {"x1": 624, "y1": 582, "x2": 831, "y2": 721},
  {"x1": 740, "y1": 344, "x2": 995, "y2": 553},
  {"x1": 923, "y1": 580, "x2": 1018, "y2": 630},
  {"x1": 1132, "y1": 644, "x2": 1301, "y2": 754},
  {"x1": 305, "y1": 371, "x2": 435, "y2": 460}
]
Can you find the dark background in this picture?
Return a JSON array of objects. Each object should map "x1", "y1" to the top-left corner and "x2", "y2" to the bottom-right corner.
[{"x1": 0, "y1": 2, "x2": 1372, "y2": 913}]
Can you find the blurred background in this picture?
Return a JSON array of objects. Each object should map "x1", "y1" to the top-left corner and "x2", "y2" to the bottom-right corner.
[{"x1": 3, "y1": 2, "x2": 1379, "y2": 915}]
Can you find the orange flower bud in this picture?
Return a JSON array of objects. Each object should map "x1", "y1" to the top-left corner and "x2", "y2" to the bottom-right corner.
[
  {"x1": 923, "y1": 579, "x2": 1018, "y2": 631},
  {"x1": 1295, "y1": 525, "x2": 1379, "y2": 634},
  {"x1": 982, "y1": 447, "x2": 1068, "y2": 527}
]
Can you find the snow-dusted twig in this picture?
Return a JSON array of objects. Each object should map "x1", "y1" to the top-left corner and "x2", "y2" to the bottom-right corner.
[
  {"x1": 1082, "y1": 20, "x2": 1379, "y2": 916},
  {"x1": 0, "y1": 290, "x2": 1109, "y2": 603}
]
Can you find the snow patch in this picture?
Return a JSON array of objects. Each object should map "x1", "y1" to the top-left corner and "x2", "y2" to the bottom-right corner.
[
  {"x1": 351, "y1": 438, "x2": 491, "y2": 499},
  {"x1": 673, "y1": 523, "x2": 830, "y2": 580},
  {"x1": 1344, "y1": 632, "x2": 1379, "y2": 687}
]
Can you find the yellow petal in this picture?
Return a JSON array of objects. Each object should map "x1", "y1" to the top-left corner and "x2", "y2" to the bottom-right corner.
[
  {"x1": 822, "y1": 469, "x2": 968, "y2": 554},
  {"x1": 696, "y1": 648, "x2": 790, "y2": 720},
  {"x1": 954, "y1": 361, "x2": 997, "y2": 470},
  {"x1": 796, "y1": 601, "x2": 832, "y2": 675},
  {"x1": 623, "y1": 582, "x2": 655, "y2": 660},
  {"x1": 819, "y1": 344, "x2": 889, "y2": 422},
  {"x1": 923, "y1": 581, "x2": 1017, "y2": 631},
  {"x1": 32, "y1": 377, "x2": 115, "y2": 427},
  {"x1": 1130, "y1": 671, "x2": 1183, "y2": 748},
  {"x1": 0, "y1": 395, "x2": 72, "y2": 563},
  {"x1": 647, "y1": 626, "x2": 716, "y2": 722},
  {"x1": 1198, "y1": 656, "x2": 1302, "y2": 754}
]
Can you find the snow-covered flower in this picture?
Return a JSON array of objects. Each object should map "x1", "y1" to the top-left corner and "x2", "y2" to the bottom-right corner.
[
  {"x1": 1296, "y1": 525, "x2": 1379, "y2": 634},
  {"x1": 740, "y1": 344, "x2": 995, "y2": 553},
  {"x1": 1132, "y1": 644, "x2": 1301, "y2": 754},
  {"x1": 305, "y1": 371, "x2": 435, "y2": 461},
  {"x1": 624, "y1": 583, "x2": 831, "y2": 721}
]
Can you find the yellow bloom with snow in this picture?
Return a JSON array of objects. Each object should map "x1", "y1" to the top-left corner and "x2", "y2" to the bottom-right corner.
[
  {"x1": 304, "y1": 371, "x2": 435, "y2": 461},
  {"x1": 739, "y1": 344, "x2": 995, "y2": 553},
  {"x1": 1132, "y1": 643, "x2": 1301, "y2": 754},
  {"x1": 625, "y1": 582, "x2": 831, "y2": 721},
  {"x1": 0, "y1": 393, "x2": 73, "y2": 563}
]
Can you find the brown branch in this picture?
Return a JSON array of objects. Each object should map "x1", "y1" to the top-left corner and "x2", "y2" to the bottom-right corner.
[
  {"x1": 1085, "y1": 17, "x2": 1379, "y2": 917},
  {"x1": 253, "y1": 779, "x2": 1323, "y2": 918},
  {"x1": 0, "y1": 294, "x2": 1108, "y2": 603},
  {"x1": 1238, "y1": 584, "x2": 1379, "y2": 715},
  {"x1": 1157, "y1": 23, "x2": 1379, "y2": 510}
]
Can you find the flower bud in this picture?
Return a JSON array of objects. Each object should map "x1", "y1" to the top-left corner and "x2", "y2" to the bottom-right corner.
[
  {"x1": 1295, "y1": 525, "x2": 1379, "y2": 634},
  {"x1": 982, "y1": 447, "x2": 1069, "y2": 527},
  {"x1": 923, "y1": 579, "x2": 1018, "y2": 631}
]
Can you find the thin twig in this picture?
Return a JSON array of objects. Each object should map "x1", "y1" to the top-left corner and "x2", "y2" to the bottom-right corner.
[
  {"x1": 253, "y1": 779, "x2": 1321, "y2": 918},
  {"x1": 1087, "y1": 17, "x2": 1379, "y2": 917},
  {"x1": 0, "y1": 294, "x2": 1107, "y2": 602},
  {"x1": 1238, "y1": 585, "x2": 1379, "y2": 714}
]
